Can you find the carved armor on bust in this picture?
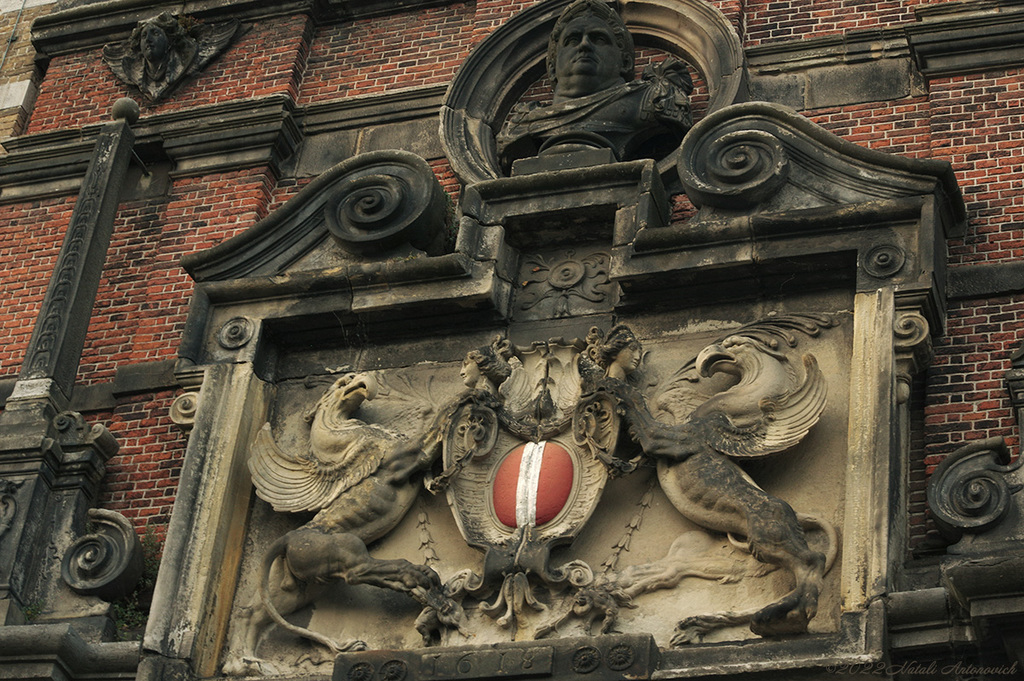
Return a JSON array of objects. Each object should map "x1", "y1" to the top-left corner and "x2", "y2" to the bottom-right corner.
[{"x1": 497, "y1": 0, "x2": 693, "y2": 170}]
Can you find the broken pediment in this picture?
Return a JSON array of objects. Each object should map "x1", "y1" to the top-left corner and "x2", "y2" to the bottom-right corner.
[{"x1": 181, "y1": 149, "x2": 450, "y2": 283}]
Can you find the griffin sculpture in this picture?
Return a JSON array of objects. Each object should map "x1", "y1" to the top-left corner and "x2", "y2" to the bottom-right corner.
[{"x1": 222, "y1": 372, "x2": 460, "y2": 676}]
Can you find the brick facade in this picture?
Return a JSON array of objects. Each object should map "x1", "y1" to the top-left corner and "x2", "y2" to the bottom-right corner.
[{"x1": 0, "y1": 0, "x2": 1022, "y2": 653}]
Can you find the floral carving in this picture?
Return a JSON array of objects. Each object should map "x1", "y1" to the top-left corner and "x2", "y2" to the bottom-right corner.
[{"x1": 518, "y1": 250, "x2": 611, "y2": 318}]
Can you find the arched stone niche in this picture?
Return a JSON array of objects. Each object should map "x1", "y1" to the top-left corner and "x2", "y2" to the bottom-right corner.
[{"x1": 439, "y1": 0, "x2": 745, "y2": 186}]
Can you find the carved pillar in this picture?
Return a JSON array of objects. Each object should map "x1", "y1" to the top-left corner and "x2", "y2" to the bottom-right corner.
[
  {"x1": 144, "y1": 362, "x2": 272, "y2": 678},
  {"x1": 843, "y1": 289, "x2": 898, "y2": 609},
  {"x1": 0, "y1": 101, "x2": 138, "y2": 624}
]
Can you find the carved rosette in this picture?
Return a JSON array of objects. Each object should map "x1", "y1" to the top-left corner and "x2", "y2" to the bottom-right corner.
[
  {"x1": 61, "y1": 508, "x2": 143, "y2": 601},
  {"x1": 926, "y1": 437, "x2": 1024, "y2": 541},
  {"x1": 678, "y1": 128, "x2": 789, "y2": 208},
  {"x1": 324, "y1": 150, "x2": 448, "y2": 256},
  {"x1": 517, "y1": 250, "x2": 612, "y2": 319}
]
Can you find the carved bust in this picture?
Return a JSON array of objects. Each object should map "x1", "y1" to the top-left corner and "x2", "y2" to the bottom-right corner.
[
  {"x1": 102, "y1": 13, "x2": 241, "y2": 102},
  {"x1": 496, "y1": 0, "x2": 693, "y2": 170}
]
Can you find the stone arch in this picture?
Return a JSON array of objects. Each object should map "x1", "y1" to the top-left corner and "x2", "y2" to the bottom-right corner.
[{"x1": 440, "y1": 0, "x2": 745, "y2": 186}]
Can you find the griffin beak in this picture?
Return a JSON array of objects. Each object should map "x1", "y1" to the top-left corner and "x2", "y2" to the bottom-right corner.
[
  {"x1": 343, "y1": 373, "x2": 378, "y2": 402},
  {"x1": 696, "y1": 344, "x2": 737, "y2": 378}
]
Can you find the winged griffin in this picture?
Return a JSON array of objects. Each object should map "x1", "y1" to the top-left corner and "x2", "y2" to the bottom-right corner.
[
  {"x1": 225, "y1": 315, "x2": 837, "y2": 674},
  {"x1": 579, "y1": 322, "x2": 837, "y2": 640},
  {"x1": 222, "y1": 372, "x2": 463, "y2": 676}
]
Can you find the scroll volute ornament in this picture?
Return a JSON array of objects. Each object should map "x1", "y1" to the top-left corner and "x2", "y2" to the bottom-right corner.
[
  {"x1": 927, "y1": 437, "x2": 1024, "y2": 542},
  {"x1": 62, "y1": 508, "x2": 143, "y2": 602}
]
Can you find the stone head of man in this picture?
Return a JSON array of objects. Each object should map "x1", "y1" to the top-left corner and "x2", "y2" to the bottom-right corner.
[{"x1": 548, "y1": 0, "x2": 635, "y2": 103}]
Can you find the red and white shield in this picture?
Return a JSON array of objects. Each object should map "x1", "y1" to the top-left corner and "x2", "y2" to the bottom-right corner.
[{"x1": 491, "y1": 441, "x2": 575, "y2": 529}]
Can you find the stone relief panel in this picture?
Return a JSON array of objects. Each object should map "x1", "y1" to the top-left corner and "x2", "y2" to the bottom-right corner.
[{"x1": 221, "y1": 302, "x2": 851, "y2": 677}]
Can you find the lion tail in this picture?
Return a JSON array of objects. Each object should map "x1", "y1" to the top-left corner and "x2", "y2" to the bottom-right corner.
[{"x1": 259, "y1": 534, "x2": 351, "y2": 654}]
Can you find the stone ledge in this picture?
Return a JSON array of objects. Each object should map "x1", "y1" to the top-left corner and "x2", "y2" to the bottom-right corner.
[
  {"x1": 746, "y1": 28, "x2": 918, "y2": 110},
  {"x1": 0, "y1": 358, "x2": 179, "y2": 412},
  {"x1": 906, "y1": 1, "x2": 1024, "y2": 77},
  {"x1": 947, "y1": 260, "x2": 1024, "y2": 300},
  {"x1": 0, "y1": 87, "x2": 447, "y2": 199},
  {"x1": 0, "y1": 622, "x2": 140, "y2": 679},
  {"x1": 33, "y1": 0, "x2": 463, "y2": 57}
]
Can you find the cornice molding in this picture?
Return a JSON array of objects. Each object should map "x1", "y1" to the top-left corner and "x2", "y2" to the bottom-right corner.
[
  {"x1": 906, "y1": 1, "x2": 1024, "y2": 77},
  {"x1": 0, "y1": 86, "x2": 448, "y2": 200},
  {"x1": 33, "y1": 0, "x2": 462, "y2": 57},
  {"x1": 0, "y1": 95, "x2": 299, "y2": 201},
  {"x1": 746, "y1": 26, "x2": 911, "y2": 74}
]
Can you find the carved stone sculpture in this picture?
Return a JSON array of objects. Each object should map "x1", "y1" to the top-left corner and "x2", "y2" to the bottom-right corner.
[
  {"x1": 222, "y1": 372, "x2": 463, "y2": 676},
  {"x1": 226, "y1": 317, "x2": 840, "y2": 675},
  {"x1": 580, "y1": 320, "x2": 838, "y2": 640},
  {"x1": 496, "y1": 0, "x2": 692, "y2": 170},
  {"x1": 102, "y1": 12, "x2": 241, "y2": 102}
]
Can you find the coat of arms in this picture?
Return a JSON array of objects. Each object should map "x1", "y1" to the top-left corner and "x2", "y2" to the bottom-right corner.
[{"x1": 223, "y1": 315, "x2": 839, "y2": 676}]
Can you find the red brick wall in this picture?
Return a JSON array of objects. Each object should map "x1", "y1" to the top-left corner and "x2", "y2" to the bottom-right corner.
[
  {"x1": 77, "y1": 167, "x2": 277, "y2": 384},
  {"x1": 28, "y1": 15, "x2": 312, "y2": 133},
  {"x1": 93, "y1": 390, "x2": 188, "y2": 544},
  {"x1": 298, "y1": 4, "x2": 475, "y2": 103},
  {"x1": 743, "y1": 0, "x2": 926, "y2": 46},
  {"x1": 0, "y1": 196, "x2": 75, "y2": 380}
]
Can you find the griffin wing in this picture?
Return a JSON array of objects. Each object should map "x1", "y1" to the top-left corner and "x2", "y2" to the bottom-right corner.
[
  {"x1": 649, "y1": 360, "x2": 717, "y2": 426},
  {"x1": 696, "y1": 353, "x2": 827, "y2": 459},
  {"x1": 249, "y1": 423, "x2": 378, "y2": 513}
]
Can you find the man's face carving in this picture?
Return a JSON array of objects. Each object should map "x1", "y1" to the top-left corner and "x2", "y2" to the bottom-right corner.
[{"x1": 554, "y1": 16, "x2": 624, "y2": 100}]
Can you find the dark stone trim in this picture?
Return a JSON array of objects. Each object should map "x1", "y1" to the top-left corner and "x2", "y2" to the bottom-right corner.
[
  {"x1": 1, "y1": 359, "x2": 179, "y2": 413},
  {"x1": 746, "y1": 28, "x2": 918, "y2": 110},
  {"x1": 0, "y1": 87, "x2": 448, "y2": 200},
  {"x1": 0, "y1": 95, "x2": 298, "y2": 201},
  {"x1": 947, "y1": 260, "x2": 1024, "y2": 300},
  {"x1": 297, "y1": 85, "x2": 446, "y2": 136},
  {"x1": 746, "y1": 27, "x2": 911, "y2": 73},
  {"x1": 906, "y1": 2, "x2": 1024, "y2": 77},
  {"x1": 33, "y1": 0, "x2": 463, "y2": 56},
  {"x1": 0, "y1": 623, "x2": 140, "y2": 678}
]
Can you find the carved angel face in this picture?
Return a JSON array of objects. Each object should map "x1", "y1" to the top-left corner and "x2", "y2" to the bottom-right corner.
[{"x1": 140, "y1": 23, "x2": 169, "y2": 63}]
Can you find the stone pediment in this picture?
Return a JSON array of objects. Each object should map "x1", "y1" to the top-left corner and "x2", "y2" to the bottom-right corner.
[
  {"x1": 676, "y1": 101, "x2": 965, "y2": 231},
  {"x1": 181, "y1": 149, "x2": 450, "y2": 283}
]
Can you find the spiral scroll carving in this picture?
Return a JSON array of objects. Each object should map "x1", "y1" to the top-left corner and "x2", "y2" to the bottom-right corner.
[
  {"x1": 678, "y1": 128, "x2": 789, "y2": 208},
  {"x1": 170, "y1": 392, "x2": 200, "y2": 433},
  {"x1": 62, "y1": 508, "x2": 143, "y2": 601},
  {"x1": 324, "y1": 150, "x2": 447, "y2": 256},
  {"x1": 927, "y1": 436, "x2": 1024, "y2": 539}
]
